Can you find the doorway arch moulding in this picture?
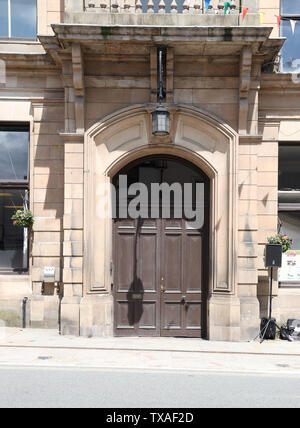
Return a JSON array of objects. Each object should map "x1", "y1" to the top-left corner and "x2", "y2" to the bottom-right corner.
[{"x1": 81, "y1": 103, "x2": 240, "y2": 340}]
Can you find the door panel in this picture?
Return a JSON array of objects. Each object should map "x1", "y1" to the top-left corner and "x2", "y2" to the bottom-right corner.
[
  {"x1": 164, "y1": 233, "x2": 182, "y2": 292},
  {"x1": 114, "y1": 218, "x2": 160, "y2": 336},
  {"x1": 160, "y1": 219, "x2": 203, "y2": 337},
  {"x1": 116, "y1": 232, "x2": 135, "y2": 291},
  {"x1": 138, "y1": 233, "x2": 157, "y2": 292},
  {"x1": 114, "y1": 217, "x2": 205, "y2": 337}
]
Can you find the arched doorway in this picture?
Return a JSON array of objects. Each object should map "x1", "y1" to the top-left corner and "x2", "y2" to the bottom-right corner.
[{"x1": 112, "y1": 155, "x2": 210, "y2": 338}]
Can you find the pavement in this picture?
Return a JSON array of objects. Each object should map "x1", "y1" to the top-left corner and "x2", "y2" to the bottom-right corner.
[{"x1": 1, "y1": 327, "x2": 300, "y2": 374}]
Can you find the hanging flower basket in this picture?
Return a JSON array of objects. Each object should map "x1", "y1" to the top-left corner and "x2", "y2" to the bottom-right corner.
[
  {"x1": 267, "y1": 234, "x2": 293, "y2": 253},
  {"x1": 11, "y1": 209, "x2": 35, "y2": 229}
]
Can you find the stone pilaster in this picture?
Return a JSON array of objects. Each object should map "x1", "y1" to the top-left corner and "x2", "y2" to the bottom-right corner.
[
  {"x1": 60, "y1": 133, "x2": 84, "y2": 335},
  {"x1": 238, "y1": 135, "x2": 262, "y2": 340},
  {"x1": 60, "y1": 43, "x2": 85, "y2": 335}
]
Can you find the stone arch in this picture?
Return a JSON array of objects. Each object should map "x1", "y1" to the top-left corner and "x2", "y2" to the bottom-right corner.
[{"x1": 82, "y1": 104, "x2": 239, "y2": 339}]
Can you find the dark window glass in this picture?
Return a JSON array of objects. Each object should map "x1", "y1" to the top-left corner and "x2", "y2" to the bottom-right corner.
[
  {"x1": 0, "y1": 188, "x2": 28, "y2": 270},
  {"x1": 281, "y1": 0, "x2": 300, "y2": 15},
  {"x1": 279, "y1": 145, "x2": 300, "y2": 190},
  {"x1": 11, "y1": 0, "x2": 37, "y2": 38},
  {"x1": 0, "y1": 0, "x2": 8, "y2": 38},
  {"x1": 0, "y1": 127, "x2": 29, "y2": 181},
  {"x1": 280, "y1": 20, "x2": 300, "y2": 72}
]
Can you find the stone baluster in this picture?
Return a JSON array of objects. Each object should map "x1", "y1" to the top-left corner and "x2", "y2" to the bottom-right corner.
[
  {"x1": 99, "y1": 0, "x2": 109, "y2": 12},
  {"x1": 147, "y1": 0, "x2": 155, "y2": 13},
  {"x1": 193, "y1": 0, "x2": 201, "y2": 14},
  {"x1": 170, "y1": 0, "x2": 178, "y2": 14},
  {"x1": 135, "y1": 0, "x2": 143, "y2": 13},
  {"x1": 123, "y1": 0, "x2": 135, "y2": 12},
  {"x1": 182, "y1": 0, "x2": 189, "y2": 14},
  {"x1": 87, "y1": 1, "x2": 96, "y2": 11},
  {"x1": 207, "y1": 1, "x2": 214, "y2": 14},
  {"x1": 111, "y1": 0, "x2": 120, "y2": 13},
  {"x1": 158, "y1": 0, "x2": 166, "y2": 13},
  {"x1": 230, "y1": 0, "x2": 238, "y2": 14},
  {"x1": 217, "y1": 1, "x2": 224, "y2": 14}
]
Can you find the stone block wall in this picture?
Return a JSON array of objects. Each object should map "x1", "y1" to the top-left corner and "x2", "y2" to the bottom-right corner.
[
  {"x1": 37, "y1": 0, "x2": 64, "y2": 35},
  {"x1": 259, "y1": 0, "x2": 280, "y2": 37},
  {"x1": 173, "y1": 54, "x2": 239, "y2": 130},
  {"x1": 31, "y1": 96, "x2": 65, "y2": 328},
  {"x1": 85, "y1": 54, "x2": 151, "y2": 130}
]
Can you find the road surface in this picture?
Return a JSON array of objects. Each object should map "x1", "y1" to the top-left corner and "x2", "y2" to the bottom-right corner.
[{"x1": 0, "y1": 366, "x2": 299, "y2": 408}]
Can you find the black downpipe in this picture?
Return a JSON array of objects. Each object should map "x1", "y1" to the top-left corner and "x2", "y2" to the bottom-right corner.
[
  {"x1": 58, "y1": 282, "x2": 63, "y2": 335},
  {"x1": 22, "y1": 297, "x2": 28, "y2": 329}
]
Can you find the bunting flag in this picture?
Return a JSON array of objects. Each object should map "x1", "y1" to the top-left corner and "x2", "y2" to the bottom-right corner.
[
  {"x1": 224, "y1": 1, "x2": 231, "y2": 15},
  {"x1": 260, "y1": 13, "x2": 265, "y2": 24},
  {"x1": 276, "y1": 15, "x2": 281, "y2": 28},
  {"x1": 242, "y1": 7, "x2": 248, "y2": 22},
  {"x1": 290, "y1": 19, "x2": 297, "y2": 35},
  {"x1": 204, "y1": 0, "x2": 210, "y2": 13}
]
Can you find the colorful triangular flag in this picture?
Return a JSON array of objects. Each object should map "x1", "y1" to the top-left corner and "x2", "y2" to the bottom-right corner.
[
  {"x1": 242, "y1": 7, "x2": 248, "y2": 22},
  {"x1": 224, "y1": 1, "x2": 231, "y2": 15},
  {"x1": 204, "y1": 0, "x2": 210, "y2": 13},
  {"x1": 290, "y1": 19, "x2": 297, "y2": 35},
  {"x1": 276, "y1": 15, "x2": 281, "y2": 28}
]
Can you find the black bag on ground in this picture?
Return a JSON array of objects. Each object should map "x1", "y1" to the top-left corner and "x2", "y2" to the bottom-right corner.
[
  {"x1": 260, "y1": 318, "x2": 276, "y2": 340},
  {"x1": 287, "y1": 319, "x2": 300, "y2": 340},
  {"x1": 280, "y1": 326, "x2": 294, "y2": 341}
]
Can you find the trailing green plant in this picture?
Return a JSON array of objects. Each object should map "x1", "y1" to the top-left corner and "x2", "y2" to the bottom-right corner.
[
  {"x1": 267, "y1": 234, "x2": 293, "y2": 253},
  {"x1": 11, "y1": 209, "x2": 34, "y2": 228}
]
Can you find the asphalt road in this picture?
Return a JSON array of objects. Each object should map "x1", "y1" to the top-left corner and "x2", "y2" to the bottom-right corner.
[{"x1": 0, "y1": 366, "x2": 300, "y2": 408}]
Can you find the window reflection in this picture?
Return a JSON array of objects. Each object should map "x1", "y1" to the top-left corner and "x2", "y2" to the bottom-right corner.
[
  {"x1": 281, "y1": 0, "x2": 300, "y2": 15},
  {"x1": 11, "y1": 0, "x2": 37, "y2": 39},
  {"x1": 0, "y1": 188, "x2": 27, "y2": 270},
  {"x1": 281, "y1": 20, "x2": 300, "y2": 73},
  {"x1": 279, "y1": 213, "x2": 300, "y2": 250},
  {"x1": 0, "y1": 0, "x2": 36, "y2": 39},
  {"x1": 0, "y1": 0, "x2": 8, "y2": 38},
  {"x1": 0, "y1": 129, "x2": 29, "y2": 181}
]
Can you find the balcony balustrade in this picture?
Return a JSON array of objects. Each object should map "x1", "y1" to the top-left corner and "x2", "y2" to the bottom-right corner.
[{"x1": 84, "y1": 0, "x2": 239, "y2": 15}]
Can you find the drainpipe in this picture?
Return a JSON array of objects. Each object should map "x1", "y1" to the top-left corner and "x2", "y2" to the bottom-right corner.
[
  {"x1": 57, "y1": 282, "x2": 63, "y2": 335},
  {"x1": 22, "y1": 297, "x2": 28, "y2": 329}
]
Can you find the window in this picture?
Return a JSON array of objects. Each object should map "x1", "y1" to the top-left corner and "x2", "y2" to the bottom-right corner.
[
  {"x1": 278, "y1": 143, "x2": 300, "y2": 285},
  {"x1": 0, "y1": 124, "x2": 29, "y2": 272},
  {"x1": 0, "y1": 0, "x2": 37, "y2": 39},
  {"x1": 278, "y1": 144, "x2": 300, "y2": 191},
  {"x1": 278, "y1": 143, "x2": 300, "y2": 243},
  {"x1": 280, "y1": 0, "x2": 300, "y2": 72}
]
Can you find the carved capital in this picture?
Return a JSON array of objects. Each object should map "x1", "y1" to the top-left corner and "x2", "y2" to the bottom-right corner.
[
  {"x1": 239, "y1": 46, "x2": 252, "y2": 98},
  {"x1": 72, "y1": 44, "x2": 85, "y2": 97}
]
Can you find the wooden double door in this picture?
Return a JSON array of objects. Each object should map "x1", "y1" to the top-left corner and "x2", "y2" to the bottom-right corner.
[
  {"x1": 113, "y1": 216, "x2": 207, "y2": 338},
  {"x1": 113, "y1": 155, "x2": 208, "y2": 337}
]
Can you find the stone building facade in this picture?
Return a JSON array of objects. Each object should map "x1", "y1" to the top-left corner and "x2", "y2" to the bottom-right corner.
[{"x1": 0, "y1": 0, "x2": 300, "y2": 341}]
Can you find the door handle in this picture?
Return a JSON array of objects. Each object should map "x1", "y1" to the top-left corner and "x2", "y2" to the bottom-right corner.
[
  {"x1": 161, "y1": 284, "x2": 165, "y2": 293},
  {"x1": 181, "y1": 295, "x2": 186, "y2": 303}
]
